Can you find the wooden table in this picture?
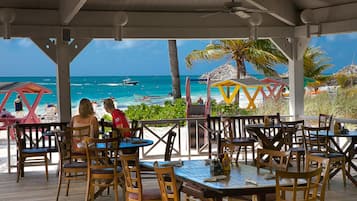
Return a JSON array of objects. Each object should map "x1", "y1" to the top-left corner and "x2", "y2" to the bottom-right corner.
[
  {"x1": 309, "y1": 129, "x2": 357, "y2": 186},
  {"x1": 245, "y1": 123, "x2": 283, "y2": 151},
  {"x1": 141, "y1": 160, "x2": 300, "y2": 201}
]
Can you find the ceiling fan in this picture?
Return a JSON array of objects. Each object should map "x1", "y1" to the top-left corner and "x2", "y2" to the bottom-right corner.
[{"x1": 202, "y1": 0, "x2": 269, "y2": 19}]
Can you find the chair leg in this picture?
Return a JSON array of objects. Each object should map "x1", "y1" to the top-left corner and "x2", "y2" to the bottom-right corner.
[
  {"x1": 85, "y1": 174, "x2": 91, "y2": 201},
  {"x1": 56, "y1": 170, "x2": 63, "y2": 201},
  {"x1": 113, "y1": 176, "x2": 119, "y2": 201},
  {"x1": 66, "y1": 179, "x2": 71, "y2": 196},
  {"x1": 16, "y1": 160, "x2": 22, "y2": 183},
  {"x1": 45, "y1": 155, "x2": 49, "y2": 181},
  {"x1": 342, "y1": 159, "x2": 347, "y2": 187},
  {"x1": 252, "y1": 144, "x2": 255, "y2": 165},
  {"x1": 296, "y1": 153, "x2": 301, "y2": 172},
  {"x1": 244, "y1": 146, "x2": 248, "y2": 164},
  {"x1": 235, "y1": 147, "x2": 241, "y2": 163}
]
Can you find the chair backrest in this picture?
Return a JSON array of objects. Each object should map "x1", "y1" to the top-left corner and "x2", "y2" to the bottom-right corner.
[
  {"x1": 66, "y1": 126, "x2": 91, "y2": 155},
  {"x1": 115, "y1": 122, "x2": 142, "y2": 138},
  {"x1": 280, "y1": 120, "x2": 305, "y2": 151},
  {"x1": 221, "y1": 117, "x2": 234, "y2": 141},
  {"x1": 275, "y1": 167, "x2": 322, "y2": 201},
  {"x1": 154, "y1": 162, "x2": 179, "y2": 201},
  {"x1": 54, "y1": 131, "x2": 72, "y2": 167},
  {"x1": 318, "y1": 114, "x2": 333, "y2": 130},
  {"x1": 120, "y1": 152, "x2": 143, "y2": 201},
  {"x1": 305, "y1": 154, "x2": 330, "y2": 201},
  {"x1": 85, "y1": 136, "x2": 121, "y2": 173},
  {"x1": 15, "y1": 122, "x2": 68, "y2": 152},
  {"x1": 256, "y1": 148, "x2": 291, "y2": 173},
  {"x1": 304, "y1": 126, "x2": 329, "y2": 154},
  {"x1": 164, "y1": 131, "x2": 177, "y2": 161},
  {"x1": 130, "y1": 120, "x2": 143, "y2": 138}
]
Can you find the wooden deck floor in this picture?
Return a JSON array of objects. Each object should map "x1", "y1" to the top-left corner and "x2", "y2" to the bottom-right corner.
[{"x1": 0, "y1": 165, "x2": 356, "y2": 201}]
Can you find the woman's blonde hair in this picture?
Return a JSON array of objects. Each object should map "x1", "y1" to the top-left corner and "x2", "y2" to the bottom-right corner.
[{"x1": 78, "y1": 98, "x2": 94, "y2": 118}]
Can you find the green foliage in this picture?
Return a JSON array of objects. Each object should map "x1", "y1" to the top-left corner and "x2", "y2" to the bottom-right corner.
[
  {"x1": 332, "y1": 87, "x2": 357, "y2": 119},
  {"x1": 304, "y1": 93, "x2": 333, "y2": 115},
  {"x1": 335, "y1": 74, "x2": 349, "y2": 88},
  {"x1": 210, "y1": 102, "x2": 252, "y2": 116},
  {"x1": 125, "y1": 98, "x2": 186, "y2": 120},
  {"x1": 253, "y1": 98, "x2": 289, "y2": 115}
]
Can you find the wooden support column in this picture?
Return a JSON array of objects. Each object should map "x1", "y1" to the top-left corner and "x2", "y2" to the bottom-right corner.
[
  {"x1": 31, "y1": 36, "x2": 91, "y2": 122},
  {"x1": 271, "y1": 37, "x2": 309, "y2": 118}
]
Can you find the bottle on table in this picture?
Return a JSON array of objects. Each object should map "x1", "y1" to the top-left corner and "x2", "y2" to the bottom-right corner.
[{"x1": 222, "y1": 151, "x2": 231, "y2": 175}]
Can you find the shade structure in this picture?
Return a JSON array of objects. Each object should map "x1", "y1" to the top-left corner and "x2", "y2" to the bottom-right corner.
[
  {"x1": 211, "y1": 78, "x2": 267, "y2": 109},
  {"x1": 0, "y1": 82, "x2": 52, "y2": 124},
  {"x1": 260, "y1": 77, "x2": 288, "y2": 100}
]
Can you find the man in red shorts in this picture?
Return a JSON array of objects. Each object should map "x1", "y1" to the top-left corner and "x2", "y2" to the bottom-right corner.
[{"x1": 103, "y1": 98, "x2": 131, "y2": 138}]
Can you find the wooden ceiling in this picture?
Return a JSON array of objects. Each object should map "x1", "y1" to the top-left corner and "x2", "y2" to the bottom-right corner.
[{"x1": 1, "y1": 0, "x2": 357, "y2": 39}]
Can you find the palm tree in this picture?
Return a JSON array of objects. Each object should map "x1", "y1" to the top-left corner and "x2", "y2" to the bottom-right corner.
[
  {"x1": 168, "y1": 40, "x2": 181, "y2": 99},
  {"x1": 303, "y1": 46, "x2": 333, "y2": 81},
  {"x1": 185, "y1": 40, "x2": 287, "y2": 80}
]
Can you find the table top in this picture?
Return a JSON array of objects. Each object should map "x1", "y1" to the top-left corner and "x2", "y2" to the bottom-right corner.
[
  {"x1": 96, "y1": 138, "x2": 153, "y2": 149},
  {"x1": 245, "y1": 123, "x2": 281, "y2": 129},
  {"x1": 141, "y1": 160, "x2": 300, "y2": 192},
  {"x1": 309, "y1": 129, "x2": 357, "y2": 138}
]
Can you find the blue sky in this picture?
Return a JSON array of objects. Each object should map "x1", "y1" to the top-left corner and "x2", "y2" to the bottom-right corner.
[{"x1": 0, "y1": 33, "x2": 357, "y2": 77}]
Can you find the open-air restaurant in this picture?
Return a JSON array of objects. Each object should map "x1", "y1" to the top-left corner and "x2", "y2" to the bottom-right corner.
[{"x1": 1, "y1": 1, "x2": 357, "y2": 201}]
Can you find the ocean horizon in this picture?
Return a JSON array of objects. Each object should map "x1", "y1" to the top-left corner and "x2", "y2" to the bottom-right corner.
[{"x1": 1, "y1": 74, "x2": 266, "y2": 119}]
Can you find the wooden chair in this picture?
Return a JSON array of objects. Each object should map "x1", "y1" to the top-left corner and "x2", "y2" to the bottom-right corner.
[
  {"x1": 154, "y1": 162, "x2": 180, "y2": 201},
  {"x1": 55, "y1": 130, "x2": 87, "y2": 201},
  {"x1": 281, "y1": 120, "x2": 305, "y2": 172},
  {"x1": 304, "y1": 126, "x2": 346, "y2": 188},
  {"x1": 164, "y1": 131, "x2": 177, "y2": 161},
  {"x1": 221, "y1": 117, "x2": 256, "y2": 164},
  {"x1": 305, "y1": 154, "x2": 330, "y2": 201},
  {"x1": 318, "y1": 114, "x2": 333, "y2": 129},
  {"x1": 120, "y1": 152, "x2": 162, "y2": 201},
  {"x1": 275, "y1": 167, "x2": 322, "y2": 201},
  {"x1": 256, "y1": 148, "x2": 291, "y2": 174},
  {"x1": 15, "y1": 126, "x2": 48, "y2": 182},
  {"x1": 84, "y1": 137, "x2": 123, "y2": 201}
]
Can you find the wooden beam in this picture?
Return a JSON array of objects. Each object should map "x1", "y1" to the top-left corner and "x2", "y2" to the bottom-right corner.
[
  {"x1": 270, "y1": 38, "x2": 292, "y2": 61},
  {"x1": 68, "y1": 38, "x2": 92, "y2": 62},
  {"x1": 3, "y1": 25, "x2": 294, "y2": 39},
  {"x1": 59, "y1": 0, "x2": 87, "y2": 25},
  {"x1": 31, "y1": 38, "x2": 57, "y2": 63}
]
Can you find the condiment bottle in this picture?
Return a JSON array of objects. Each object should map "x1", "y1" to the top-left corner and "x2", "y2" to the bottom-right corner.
[{"x1": 222, "y1": 152, "x2": 231, "y2": 174}]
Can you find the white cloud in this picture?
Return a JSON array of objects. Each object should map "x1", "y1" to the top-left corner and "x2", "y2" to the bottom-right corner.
[
  {"x1": 93, "y1": 39, "x2": 159, "y2": 50},
  {"x1": 346, "y1": 33, "x2": 357, "y2": 39},
  {"x1": 112, "y1": 40, "x2": 139, "y2": 49},
  {"x1": 325, "y1": 35, "x2": 337, "y2": 42},
  {"x1": 17, "y1": 38, "x2": 33, "y2": 47}
]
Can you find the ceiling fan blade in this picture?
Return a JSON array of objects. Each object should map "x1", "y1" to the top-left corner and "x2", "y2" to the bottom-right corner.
[{"x1": 201, "y1": 12, "x2": 222, "y2": 18}]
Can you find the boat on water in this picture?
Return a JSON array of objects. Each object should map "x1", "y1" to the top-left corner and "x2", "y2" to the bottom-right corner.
[{"x1": 122, "y1": 78, "x2": 139, "y2": 86}]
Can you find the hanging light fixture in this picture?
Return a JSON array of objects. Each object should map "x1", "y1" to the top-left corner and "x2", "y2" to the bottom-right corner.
[
  {"x1": 0, "y1": 8, "x2": 16, "y2": 39},
  {"x1": 248, "y1": 13, "x2": 262, "y2": 41},
  {"x1": 113, "y1": 12, "x2": 128, "y2": 41}
]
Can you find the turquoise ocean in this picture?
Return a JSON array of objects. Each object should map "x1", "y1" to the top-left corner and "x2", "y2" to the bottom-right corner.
[{"x1": 0, "y1": 75, "x2": 264, "y2": 118}]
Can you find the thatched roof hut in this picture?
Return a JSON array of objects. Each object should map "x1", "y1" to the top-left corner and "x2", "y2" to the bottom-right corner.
[{"x1": 200, "y1": 63, "x2": 237, "y2": 81}]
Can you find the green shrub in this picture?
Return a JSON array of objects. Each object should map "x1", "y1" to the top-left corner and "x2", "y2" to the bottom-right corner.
[{"x1": 125, "y1": 86, "x2": 357, "y2": 121}]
